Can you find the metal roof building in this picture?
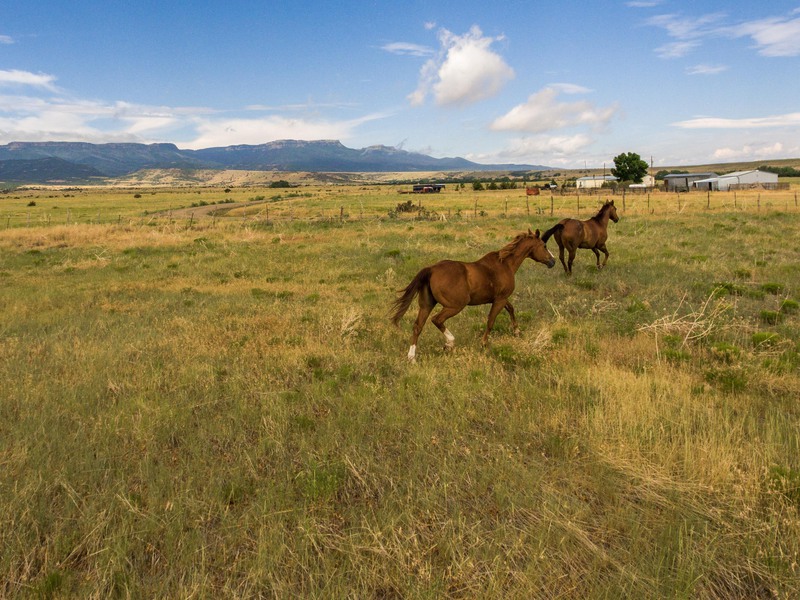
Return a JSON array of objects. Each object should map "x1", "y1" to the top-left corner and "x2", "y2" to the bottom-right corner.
[
  {"x1": 662, "y1": 173, "x2": 718, "y2": 192},
  {"x1": 691, "y1": 169, "x2": 778, "y2": 191}
]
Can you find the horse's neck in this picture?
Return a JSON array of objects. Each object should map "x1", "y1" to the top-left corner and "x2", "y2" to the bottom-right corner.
[
  {"x1": 503, "y1": 245, "x2": 531, "y2": 273},
  {"x1": 595, "y1": 208, "x2": 610, "y2": 226}
]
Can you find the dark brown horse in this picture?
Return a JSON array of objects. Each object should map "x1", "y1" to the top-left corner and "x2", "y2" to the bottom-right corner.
[
  {"x1": 541, "y1": 200, "x2": 619, "y2": 275},
  {"x1": 391, "y1": 229, "x2": 555, "y2": 361}
]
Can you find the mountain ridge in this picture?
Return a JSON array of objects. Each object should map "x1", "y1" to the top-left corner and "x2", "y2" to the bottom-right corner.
[{"x1": 0, "y1": 140, "x2": 546, "y2": 182}]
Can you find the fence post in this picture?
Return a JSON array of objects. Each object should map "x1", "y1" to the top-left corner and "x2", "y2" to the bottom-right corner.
[
  {"x1": 340, "y1": 206, "x2": 344, "y2": 222},
  {"x1": 550, "y1": 195, "x2": 554, "y2": 216},
  {"x1": 526, "y1": 196, "x2": 530, "y2": 217},
  {"x1": 758, "y1": 194, "x2": 761, "y2": 212},
  {"x1": 707, "y1": 191, "x2": 710, "y2": 209},
  {"x1": 474, "y1": 198, "x2": 478, "y2": 218}
]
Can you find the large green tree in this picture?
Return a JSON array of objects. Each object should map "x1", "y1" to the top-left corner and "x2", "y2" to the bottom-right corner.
[{"x1": 611, "y1": 152, "x2": 649, "y2": 183}]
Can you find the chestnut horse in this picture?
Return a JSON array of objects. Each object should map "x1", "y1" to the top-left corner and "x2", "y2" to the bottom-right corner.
[
  {"x1": 541, "y1": 200, "x2": 619, "y2": 275},
  {"x1": 391, "y1": 229, "x2": 555, "y2": 361}
]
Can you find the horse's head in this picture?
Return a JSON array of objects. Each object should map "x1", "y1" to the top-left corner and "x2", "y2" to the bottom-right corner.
[
  {"x1": 527, "y1": 228, "x2": 556, "y2": 268},
  {"x1": 606, "y1": 200, "x2": 620, "y2": 223}
]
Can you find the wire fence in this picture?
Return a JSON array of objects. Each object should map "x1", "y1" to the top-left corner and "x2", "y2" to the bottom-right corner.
[{"x1": 2, "y1": 188, "x2": 799, "y2": 230}]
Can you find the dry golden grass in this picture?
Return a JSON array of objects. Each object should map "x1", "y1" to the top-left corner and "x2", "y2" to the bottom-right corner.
[{"x1": 1, "y1": 190, "x2": 799, "y2": 597}]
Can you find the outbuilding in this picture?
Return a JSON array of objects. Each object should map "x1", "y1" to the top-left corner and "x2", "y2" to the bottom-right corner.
[
  {"x1": 692, "y1": 169, "x2": 778, "y2": 191},
  {"x1": 576, "y1": 175, "x2": 618, "y2": 189},
  {"x1": 663, "y1": 173, "x2": 718, "y2": 192}
]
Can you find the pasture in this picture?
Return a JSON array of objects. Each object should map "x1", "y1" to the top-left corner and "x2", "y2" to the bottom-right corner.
[{"x1": 1, "y1": 185, "x2": 799, "y2": 598}]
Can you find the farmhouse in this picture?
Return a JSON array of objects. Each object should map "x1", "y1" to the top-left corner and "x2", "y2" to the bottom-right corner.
[
  {"x1": 628, "y1": 175, "x2": 656, "y2": 190},
  {"x1": 691, "y1": 169, "x2": 779, "y2": 191},
  {"x1": 576, "y1": 175, "x2": 618, "y2": 189},
  {"x1": 663, "y1": 173, "x2": 718, "y2": 192}
]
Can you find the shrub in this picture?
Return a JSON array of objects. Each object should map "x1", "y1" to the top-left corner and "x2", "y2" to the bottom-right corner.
[
  {"x1": 760, "y1": 282, "x2": 785, "y2": 295},
  {"x1": 780, "y1": 299, "x2": 799, "y2": 314},
  {"x1": 752, "y1": 332, "x2": 781, "y2": 348},
  {"x1": 760, "y1": 310, "x2": 783, "y2": 325}
]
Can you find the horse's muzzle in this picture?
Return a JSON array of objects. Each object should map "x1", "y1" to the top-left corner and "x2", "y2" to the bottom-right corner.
[{"x1": 547, "y1": 258, "x2": 556, "y2": 268}]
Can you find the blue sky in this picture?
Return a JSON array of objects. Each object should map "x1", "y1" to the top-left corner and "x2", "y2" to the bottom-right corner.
[{"x1": 2, "y1": 1, "x2": 800, "y2": 168}]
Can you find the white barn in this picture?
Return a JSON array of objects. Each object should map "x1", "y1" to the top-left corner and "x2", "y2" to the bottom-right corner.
[{"x1": 692, "y1": 169, "x2": 778, "y2": 191}]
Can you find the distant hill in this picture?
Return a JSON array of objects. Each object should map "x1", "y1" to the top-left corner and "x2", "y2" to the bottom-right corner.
[
  {"x1": 0, "y1": 157, "x2": 104, "y2": 183},
  {"x1": 0, "y1": 141, "x2": 206, "y2": 178},
  {"x1": 0, "y1": 140, "x2": 545, "y2": 182}
]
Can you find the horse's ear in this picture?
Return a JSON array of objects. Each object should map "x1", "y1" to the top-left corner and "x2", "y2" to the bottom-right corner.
[
  {"x1": 610, "y1": 200, "x2": 615, "y2": 205},
  {"x1": 534, "y1": 229, "x2": 541, "y2": 238},
  {"x1": 528, "y1": 227, "x2": 533, "y2": 235}
]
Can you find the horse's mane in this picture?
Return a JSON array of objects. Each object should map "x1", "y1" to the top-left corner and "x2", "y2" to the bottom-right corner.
[
  {"x1": 498, "y1": 232, "x2": 532, "y2": 261},
  {"x1": 591, "y1": 201, "x2": 613, "y2": 222}
]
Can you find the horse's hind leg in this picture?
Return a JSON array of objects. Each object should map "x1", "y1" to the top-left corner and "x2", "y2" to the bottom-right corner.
[
  {"x1": 504, "y1": 301, "x2": 521, "y2": 336},
  {"x1": 558, "y1": 244, "x2": 568, "y2": 273},
  {"x1": 482, "y1": 299, "x2": 507, "y2": 345},
  {"x1": 599, "y1": 243, "x2": 610, "y2": 268},
  {"x1": 431, "y1": 306, "x2": 464, "y2": 351},
  {"x1": 567, "y1": 247, "x2": 577, "y2": 275},
  {"x1": 408, "y1": 291, "x2": 435, "y2": 362},
  {"x1": 592, "y1": 248, "x2": 601, "y2": 269}
]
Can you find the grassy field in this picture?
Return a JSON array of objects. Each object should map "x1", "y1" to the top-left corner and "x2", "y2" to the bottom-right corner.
[{"x1": 1, "y1": 186, "x2": 799, "y2": 598}]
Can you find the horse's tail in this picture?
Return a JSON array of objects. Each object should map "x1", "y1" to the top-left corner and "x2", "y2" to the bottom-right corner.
[
  {"x1": 390, "y1": 267, "x2": 432, "y2": 325},
  {"x1": 541, "y1": 223, "x2": 564, "y2": 244}
]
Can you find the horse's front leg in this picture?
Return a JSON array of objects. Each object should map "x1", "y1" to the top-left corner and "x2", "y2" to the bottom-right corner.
[
  {"x1": 482, "y1": 299, "x2": 507, "y2": 345},
  {"x1": 504, "y1": 301, "x2": 521, "y2": 336}
]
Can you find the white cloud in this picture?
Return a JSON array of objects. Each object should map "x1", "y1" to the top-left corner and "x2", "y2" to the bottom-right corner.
[
  {"x1": 491, "y1": 86, "x2": 618, "y2": 133},
  {"x1": 713, "y1": 142, "x2": 786, "y2": 160},
  {"x1": 673, "y1": 112, "x2": 800, "y2": 129},
  {"x1": 381, "y1": 42, "x2": 434, "y2": 57},
  {"x1": 183, "y1": 111, "x2": 389, "y2": 150},
  {"x1": 686, "y1": 63, "x2": 728, "y2": 75},
  {"x1": 409, "y1": 25, "x2": 514, "y2": 107},
  {"x1": 728, "y1": 15, "x2": 800, "y2": 57},
  {"x1": 647, "y1": 10, "x2": 800, "y2": 60},
  {"x1": 0, "y1": 35, "x2": 14, "y2": 44},
  {"x1": 655, "y1": 40, "x2": 700, "y2": 59},
  {"x1": 0, "y1": 88, "x2": 381, "y2": 147},
  {"x1": 469, "y1": 134, "x2": 593, "y2": 165},
  {"x1": 627, "y1": 1, "x2": 662, "y2": 7},
  {"x1": 0, "y1": 69, "x2": 58, "y2": 91},
  {"x1": 548, "y1": 82, "x2": 592, "y2": 95},
  {"x1": 646, "y1": 13, "x2": 723, "y2": 41}
]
